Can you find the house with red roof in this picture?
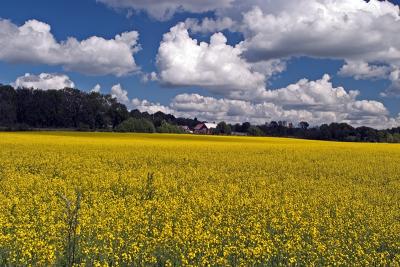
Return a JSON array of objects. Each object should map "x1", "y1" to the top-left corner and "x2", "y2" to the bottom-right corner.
[{"x1": 193, "y1": 123, "x2": 218, "y2": 134}]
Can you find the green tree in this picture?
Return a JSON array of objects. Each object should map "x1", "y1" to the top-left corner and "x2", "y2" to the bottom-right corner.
[
  {"x1": 156, "y1": 121, "x2": 184, "y2": 134},
  {"x1": 247, "y1": 126, "x2": 264, "y2": 136},
  {"x1": 115, "y1": 118, "x2": 155, "y2": 133},
  {"x1": 215, "y1": 121, "x2": 232, "y2": 135},
  {"x1": 0, "y1": 85, "x2": 17, "y2": 127},
  {"x1": 107, "y1": 96, "x2": 129, "y2": 129},
  {"x1": 392, "y1": 133, "x2": 400, "y2": 143},
  {"x1": 299, "y1": 121, "x2": 310, "y2": 130}
]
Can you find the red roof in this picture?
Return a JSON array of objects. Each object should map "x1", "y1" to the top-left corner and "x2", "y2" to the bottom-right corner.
[{"x1": 194, "y1": 123, "x2": 206, "y2": 130}]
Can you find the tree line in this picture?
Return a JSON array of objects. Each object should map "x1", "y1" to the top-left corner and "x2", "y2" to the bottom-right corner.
[
  {"x1": 0, "y1": 85, "x2": 198, "y2": 133},
  {"x1": 1, "y1": 85, "x2": 399, "y2": 143}
]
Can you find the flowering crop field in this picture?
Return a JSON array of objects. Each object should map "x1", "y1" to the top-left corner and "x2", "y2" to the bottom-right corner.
[{"x1": 0, "y1": 132, "x2": 399, "y2": 266}]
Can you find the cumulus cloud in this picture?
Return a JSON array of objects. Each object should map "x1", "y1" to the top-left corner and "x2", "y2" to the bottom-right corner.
[
  {"x1": 97, "y1": 0, "x2": 234, "y2": 20},
  {"x1": 232, "y1": 0, "x2": 400, "y2": 99},
  {"x1": 339, "y1": 61, "x2": 400, "y2": 96},
  {"x1": 109, "y1": 83, "x2": 173, "y2": 113},
  {"x1": 111, "y1": 84, "x2": 130, "y2": 105},
  {"x1": 235, "y1": 0, "x2": 400, "y2": 97},
  {"x1": 131, "y1": 98, "x2": 174, "y2": 114},
  {"x1": 141, "y1": 72, "x2": 158, "y2": 83},
  {"x1": 240, "y1": 1, "x2": 400, "y2": 63},
  {"x1": 99, "y1": 0, "x2": 400, "y2": 69},
  {"x1": 112, "y1": 74, "x2": 397, "y2": 128},
  {"x1": 129, "y1": 91, "x2": 397, "y2": 129},
  {"x1": 91, "y1": 84, "x2": 101, "y2": 93},
  {"x1": 0, "y1": 19, "x2": 140, "y2": 76},
  {"x1": 153, "y1": 22, "x2": 399, "y2": 127},
  {"x1": 13, "y1": 73, "x2": 75, "y2": 90},
  {"x1": 171, "y1": 93, "x2": 298, "y2": 124},
  {"x1": 101, "y1": 0, "x2": 400, "y2": 127},
  {"x1": 385, "y1": 68, "x2": 400, "y2": 96},
  {"x1": 157, "y1": 23, "x2": 286, "y2": 100},
  {"x1": 157, "y1": 23, "x2": 390, "y2": 111},
  {"x1": 166, "y1": 75, "x2": 391, "y2": 127},
  {"x1": 339, "y1": 61, "x2": 391, "y2": 80},
  {"x1": 169, "y1": 0, "x2": 400, "y2": 97},
  {"x1": 184, "y1": 17, "x2": 235, "y2": 33},
  {"x1": 261, "y1": 75, "x2": 366, "y2": 110},
  {"x1": 101, "y1": 0, "x2": 400, "y2": 97}
]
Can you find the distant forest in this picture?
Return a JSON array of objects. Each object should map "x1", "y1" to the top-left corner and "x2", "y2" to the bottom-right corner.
[{"x1": 1, "y1": 85, "x2": 400, "y2": 143}]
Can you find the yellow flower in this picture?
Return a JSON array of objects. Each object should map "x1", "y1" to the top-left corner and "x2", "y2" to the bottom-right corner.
[{"x1": 0, "y1": 132, "x2": 399, "y2": 266}]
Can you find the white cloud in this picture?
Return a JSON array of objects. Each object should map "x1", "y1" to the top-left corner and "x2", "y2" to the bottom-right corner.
[
  {"x1": 261, "y1": 75, "x2": 365, "y2": 110},
  {"x1": 240, "y1": 1, "x2": 400, "y2": 63},
  {"x1": 235, "y1": 0, "x2": 400, "y2": 97},
  {"x1": 97, "y1": 0, "x2": 234, "y2": 20},
  {"x1": 184, "y1": 17, "x2": 235, "y2": 33},
  {"x1": 100, "y1": 0, "x2": 400, "y2": 99},
  {"x1": 13, "y1": 73, "x2": 75, "y2": 90},
  {"x1": 91, "y1": 84, "x2": 101, "y2": 93},
  {"x1": 165, "y1": 74, "x2": 391, "y2": 127},
  {"x1": 120, "y1": 74, "x2": 398, "y2": 128},
  {"x1": 109, "y1": 83, "x2": 173, "y2": 113},
  {"x1": 111, "y1": 84, "x2": 130, "y2": 105},
  {"x1": 141, "y1": 72, "x2": 158, "y2": 83},
  {"x1": 99, "y1": 0, "x2": 400, "y2": 72},
  {"x1": 124, "y1": 0, "x2": 400, "y2": 128},
  {"x1": 339, "y1": 61, "x2": 400, "y2": 96},
  {"x1": 170, "y1": 93, "x2": 296, "y2": 124},
  {"x1": 131, "y1": 92, "x2": 395, "y2": 129},
  {"x1": 385, "y1": 68, "x2": 400, "y2": 96},
  {"x1": 180, "y1": 0, "x2": 400, "y2": 97},
  {"x1": 153, "y1": 22, "x2": 398, "y2": 128},
  {"x1": 156, "y1": 25, "x2": 386, "y2": 112},
  {"x1": 237, "y1": 0, "x2": 400, "y2": 99},
  {"x1": 131, "y1": 98, "x2": 174, "y2": 114},
  {"x1": 0, "y1": 19, "x2": 140, "y2": 76},
  {"x1": 339, "y1": 61, "x2": 391, "y2": 80},
  {"x1": 157, "y1": 23, "x2": 285, "y2": 100}
]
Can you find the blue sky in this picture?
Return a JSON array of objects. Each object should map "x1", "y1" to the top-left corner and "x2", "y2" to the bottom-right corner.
[{"x1": 0, "y1": 0, "x2": 399, "y2": 128}]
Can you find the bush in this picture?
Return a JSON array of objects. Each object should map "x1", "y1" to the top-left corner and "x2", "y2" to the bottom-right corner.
[
  {"x1": 213, "y1": 122, "x2": 232, "y2": 135},
  {"x1": 156, "y1": 121, "x2": 184, "y2": 134},
  {"x1": 10, "y1": 123, "x2": 31, "y2": 131},
  {"x1": 392, "y1": 133, "x2": 400, "y2": 143},
  {"x1": 77, "y1": 123, "x2": 91, "y2": 132},
  {"x1": 247, "y1": 126, "x2": 264, "y2": 136},
  {"x1": 115, "y1": 118, "x2": 155, "y2": 133}
]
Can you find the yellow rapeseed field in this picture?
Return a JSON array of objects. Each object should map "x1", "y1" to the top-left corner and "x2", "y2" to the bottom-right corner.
[{"x1": 0, "y1": 132, "x2": 399, "y2": 266}]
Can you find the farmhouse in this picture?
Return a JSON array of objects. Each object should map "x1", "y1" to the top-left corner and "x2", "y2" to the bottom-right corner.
[{"x1": 193, "y1": 123, "x2": 218, "y2": 134}]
